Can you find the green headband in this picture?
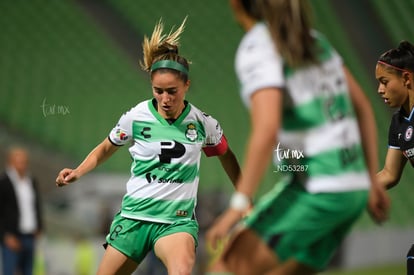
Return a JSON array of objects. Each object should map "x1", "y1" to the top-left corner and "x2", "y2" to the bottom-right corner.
[{"x1": 150, "y1": 60, "x2": 189, "y2": 75}]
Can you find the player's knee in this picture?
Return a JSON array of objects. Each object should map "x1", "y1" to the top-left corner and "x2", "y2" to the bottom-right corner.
[{"x1": 167, "y1": 254, "x2": 195, "y2": 275}]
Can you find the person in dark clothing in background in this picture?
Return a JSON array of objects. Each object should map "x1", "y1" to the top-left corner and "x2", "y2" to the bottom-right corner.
[{"x1": 0, "y1": 146, "x2": 43, "y2": 275}]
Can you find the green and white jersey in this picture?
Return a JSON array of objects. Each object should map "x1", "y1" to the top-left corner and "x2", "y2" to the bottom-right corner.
[
  {"x1": 235, "y1": 23, "x2": 369, "y2": 193},
  {"x1": 109, "y1": 99, "x2": 227, "y2": 224}
]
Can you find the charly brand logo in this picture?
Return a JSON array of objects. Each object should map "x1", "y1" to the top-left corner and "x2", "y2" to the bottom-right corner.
[
  {"x1": 40, "y1": 98, "x2": 70, "y2": 117},
  {"x1": 273, "y1": 142, "x2": 308, "y2": 172}
]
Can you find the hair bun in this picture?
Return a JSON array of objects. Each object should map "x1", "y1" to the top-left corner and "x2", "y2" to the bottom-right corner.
[{"x1": 398, "y1": 40, "x2": 414, "y2": 56}]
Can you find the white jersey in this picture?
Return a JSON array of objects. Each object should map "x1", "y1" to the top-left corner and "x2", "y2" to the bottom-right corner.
[
  {"x1": 235, "y1": 23, "x2": 370, "y2": 193},
  {"x1": 109, "y1": 99, "x2": 227, "y2": 223}
]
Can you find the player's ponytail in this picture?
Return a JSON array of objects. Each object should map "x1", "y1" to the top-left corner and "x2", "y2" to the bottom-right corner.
[{"x1": 140, "y1": 17, "x2": 190, "y2": 81}]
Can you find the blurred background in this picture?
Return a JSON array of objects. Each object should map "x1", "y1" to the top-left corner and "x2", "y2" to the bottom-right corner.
[{"x1": 0, "y1": 0, "x2": 413, "y2": 274}]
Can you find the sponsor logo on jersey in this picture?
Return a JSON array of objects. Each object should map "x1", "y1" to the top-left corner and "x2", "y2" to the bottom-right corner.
[
  {"x1": 405, "y1": 126, "x2": 413, "y2": 141},
  {"x1": 160, "y1": 141, "x2": 186, "y2": 163},
  {"x1": 403, "y1": 147, "x2": 414, "y2": 158},
  {"x1": 157, "y1": 177, "x2": 184, "y2": 184},
  {"x1": 176, "y1": 210, "x2": 188, "y2": 217},
  {"x1": 158, "y1": 166, "x2": 180, "y2": 172},
  {"x1": 145, "y1": 172, "x2": 184, "y2": 184},
  {"x1": 185, "y1": 123, "x2": 198, "y2": 142},
  {"x1": 403, "y1": 148, "x2": 414, "y2": 167},
  {"x1": 145, "y1": 173, "x2": 157, "y2": 183}
]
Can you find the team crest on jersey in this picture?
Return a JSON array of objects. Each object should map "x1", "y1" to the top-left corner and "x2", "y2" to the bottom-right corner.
[
  {"x1": 185, "y1": 123, "x2": 198, "y2": 142},
  {"x1": 405, "y1": 126, "x2": 413, "y2": 141}
]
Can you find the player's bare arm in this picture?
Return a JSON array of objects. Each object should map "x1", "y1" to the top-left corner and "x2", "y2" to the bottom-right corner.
[
  {"x1": 55, "y1": 138, "x2": 119, "y2": 186},
  {"x1": 218, "y1": 147, "x2": 241, "y2": 187},
  {"x1": 377, "y1": 148, "x2": 407, "y2": 189}
]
